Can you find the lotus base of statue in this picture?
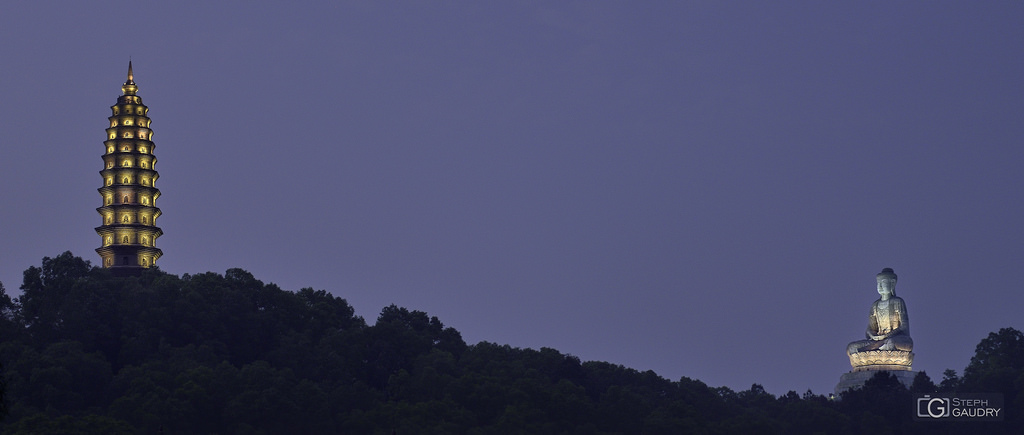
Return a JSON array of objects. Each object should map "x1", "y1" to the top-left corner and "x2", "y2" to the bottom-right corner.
[{"x1": 848, "y1": 350, "x2": 914, "y2": 372}]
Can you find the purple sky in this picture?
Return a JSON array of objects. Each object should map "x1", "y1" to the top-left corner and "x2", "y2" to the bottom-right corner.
[{"x1": 2, "y1": 2, "x2": 1023, "y2": 395}]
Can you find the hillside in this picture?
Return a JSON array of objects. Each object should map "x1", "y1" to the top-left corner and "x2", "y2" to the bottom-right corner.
[{"x1": 0, "y1": 252, "x2": 1020, "y2": 434}]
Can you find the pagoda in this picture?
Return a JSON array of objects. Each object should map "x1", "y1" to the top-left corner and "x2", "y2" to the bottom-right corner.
[{"x1": 96, "y1": 62, "x2": 163, "y2": 274}]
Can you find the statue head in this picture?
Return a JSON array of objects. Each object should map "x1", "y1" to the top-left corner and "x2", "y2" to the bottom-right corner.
[{"x1": 876, "y1": 268, "x2": 897, "y2": 298}]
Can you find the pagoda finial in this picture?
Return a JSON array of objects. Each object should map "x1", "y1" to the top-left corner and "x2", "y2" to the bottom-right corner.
[{"x1": 122, "y1": 60, "x2": 138, "y2": 95}]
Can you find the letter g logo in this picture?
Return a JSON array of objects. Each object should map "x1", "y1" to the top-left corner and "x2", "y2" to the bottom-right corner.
[{"x1": 927, "y1": 398, "x2": 949, "y2": 418}]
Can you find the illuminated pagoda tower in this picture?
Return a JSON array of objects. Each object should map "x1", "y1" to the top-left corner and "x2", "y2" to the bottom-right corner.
[{"x1": 96, "y1": 62, "x2": 163, "y2": 274}]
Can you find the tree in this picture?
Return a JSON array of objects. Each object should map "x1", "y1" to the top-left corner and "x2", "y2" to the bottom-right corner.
[
  {"x1": 961, "y1": 327, "x2": 1024, "y2": 432},
  {"x1": 963, "y1": 328, "x2": 1024, "y2": 385},
  {"x1": 16, "y1": 252, "x2": 92, "y2": 343},
  {"x1": 938, "y1": 369, "x2": 961, "y2": 392},
  {"x1": 0, "y1": 360, "x2": 6, "y2": 422},
  {"x1": 909, "y1": 371, "x2": 936, "y2": 395},
  {"x1": 366, "y1": 305, "x2": 466, "y2": 389},
  {"x1": 0, "y1": 281, "x2": 20, "y2": 343}
]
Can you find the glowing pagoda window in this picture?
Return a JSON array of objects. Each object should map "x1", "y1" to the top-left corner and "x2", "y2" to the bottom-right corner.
[
  {"x1": 108, "y1": 146, "x2": 114, "y2": 153},
  {"x1": 109, "y1": 134, "x2": 115, "y2": 139},
  {"x1": 123, "y1": 215, "x2": 130, "y2": 223},
  {"x1": 107, "y1": 162, "x2": 113, "y2": 169},
  {"x1": 125, "y1": 119, "x2": 133, "y2": 126},
  {"x1": 139, "y1": 132, "x2": 146, "y2": 139},
  {"x1": 140, "y1": 147, "x2": 147, "y2": 153},
  {"x1": 142, "y1": 198, "x2": 149, "y2": 205},
  {"x1": 124, "y1": 132, "x2": 133, "y2": 138},
  {"x1": 106, "y1": 196, "x2": 112, "y2": 205},
  {"x1": 141, "y1": 162, "x2": 147, "y2": 168},
  {"x1": 142, "y1": 216, "x2": 148, "y2": 224},
  {"x1": 111, "y1": 121, "x2": 117, "y2": 127},
  {"x1": 124, "y1": 146, "x2": 130, "y2": 151},
  {"x1": 123, "y1": 195, "x2": 129, "y2": 203},
  {"x1": 106, "y1": 178, "x2": 112, "y2": 186},
  {"x1": 123, "y1": 177, "x2": 129, "y2": 184},
  {"x1": 141, "y1": 258, "x2": 148, "y2": 266},
  {"x1": 105, "y1": 237, "x2": 112, "y2": 245},
  {"x1": 105, "y1": 258, "x2": 112, "y2": 266},
  {"x1": 106, "y1": 216, "x2": 112, "y2": 224},
  {"x1": 123, "y1": 236, "x2": 129, "y2": 244}
]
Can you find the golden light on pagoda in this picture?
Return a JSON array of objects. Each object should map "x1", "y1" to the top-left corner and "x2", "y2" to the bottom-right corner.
[{"x1": 95, "y1": 61, "x2": 163, "y2": 274}]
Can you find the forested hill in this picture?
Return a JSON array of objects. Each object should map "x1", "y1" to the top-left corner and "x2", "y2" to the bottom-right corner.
[{"x1": 0, "y1": 253, "x2": 1021, "y2": 434}]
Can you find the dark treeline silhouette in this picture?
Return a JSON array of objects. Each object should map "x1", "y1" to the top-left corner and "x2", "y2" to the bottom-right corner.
[{"x1": 0, "y1": 252, "x2": 1021, "y2": 434}]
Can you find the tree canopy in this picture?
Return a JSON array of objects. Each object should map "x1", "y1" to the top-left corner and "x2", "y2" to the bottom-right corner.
[{"x1": 0, "y1": 252, "x2": 1020, "y2": 434}]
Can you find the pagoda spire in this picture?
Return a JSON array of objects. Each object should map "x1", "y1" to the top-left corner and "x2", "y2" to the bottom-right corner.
[{"x1": 122, "y1": 61, "x2": 138, "y2": 95}]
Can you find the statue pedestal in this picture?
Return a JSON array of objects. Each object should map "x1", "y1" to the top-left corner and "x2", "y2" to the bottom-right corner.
[
  {"x1": 835, "y1": 369, "x2": 917, "y2": 396},
  {"x1": 835, "y1": 350, "x2": 916, "y2": 396},
  {"x1": 848, "y1": 349, "x2": 913, "y2": 368}
]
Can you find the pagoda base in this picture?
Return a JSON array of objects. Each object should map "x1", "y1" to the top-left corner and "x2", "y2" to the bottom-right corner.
[{"x1": 107, "y1": 265, "x2": 144, "y2": 277}]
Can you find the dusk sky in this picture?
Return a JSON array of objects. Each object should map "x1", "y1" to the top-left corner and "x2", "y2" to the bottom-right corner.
[{"x1": 2, "y1": 2, "x2": 1023, "y2": 396}]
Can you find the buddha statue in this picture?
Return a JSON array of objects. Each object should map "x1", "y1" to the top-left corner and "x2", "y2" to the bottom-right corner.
[
  {"x1": 845, "y1": 268, "x2": 913, "y2": 369},
  {"x1": 836, "y1": 268, "x2": 917, "y2": 395}
]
